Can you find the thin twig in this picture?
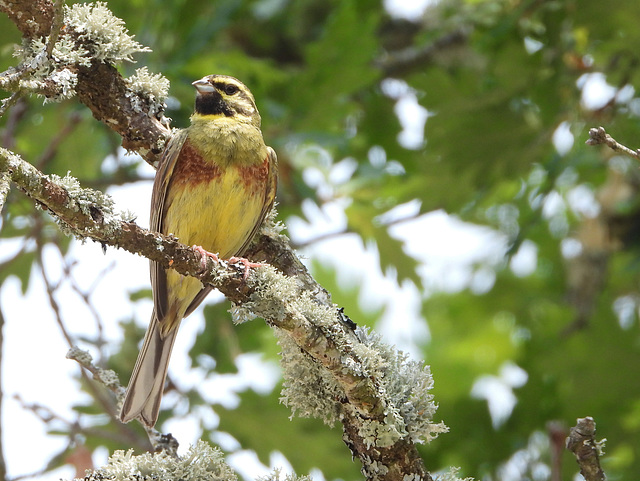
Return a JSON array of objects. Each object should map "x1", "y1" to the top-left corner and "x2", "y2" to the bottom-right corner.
[
  {"x1": 586, "y1": 126, "x2": 640, "y2": 160},
  {"x1": 66, "y1": 347, "x2": 163, "y2": 453},
  {"x1": 0, "y1": 92, "x2": 23, "y2": 120},
  {"x1": 64, "y1": 258, "x2": 115, "y2": 352},
  {"x1": 376, "y1": 29, "x2": 469, "y2": 77},
  {"x1": 45, "y1": 0, "x2": 65, "y2": 58},
  {"x1": 34, "y1": 234, "x2": 149, "y2": 449},
  {"x1": 35, "y1": 227, "x2": 75, "y2": 347},
  {"x1": 566, "y1": 416, "x2": 607, "y2": 481},
  {"x1": 292, "y1": 209, "x2": 425, "y2": 249},
  {"x1": 12, "y1": 393, "x2": 134, "y2": 448}
]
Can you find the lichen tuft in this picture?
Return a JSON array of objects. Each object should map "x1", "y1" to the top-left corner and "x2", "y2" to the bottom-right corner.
[
  {"x1": 81, "y1": 440, "x2": 236, "y2": 481},
  {"x1": 354, "y1": 327, "x2": 448, "y2": 445},
  {"x1": 125, "y1": 67, "x2": 169, "y2": 117},
  {"x1": 276, "y1": 328, "x2": 344, "y2": 426},
  {"x1": 12, "y1": 2, "x2": 152, "y2": 103},
  {"x1": 258, "y1": 468, "x2": 313, "y2": 481},
  {"x1": 65, "y1": 2, "x2": 151, "y2": 63}
]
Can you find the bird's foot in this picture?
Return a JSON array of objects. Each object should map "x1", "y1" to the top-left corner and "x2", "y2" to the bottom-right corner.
[
  {"x1": 192, "y1": 245, "x2": 220, "y2": 272},
  {"x1": 229, "y1": 256, "x2": 263, "y2": 281}
]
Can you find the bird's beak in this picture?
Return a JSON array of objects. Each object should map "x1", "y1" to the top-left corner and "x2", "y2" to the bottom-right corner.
[{"x1": 192, "y1": 78, "x2": 215, "y2": 93}]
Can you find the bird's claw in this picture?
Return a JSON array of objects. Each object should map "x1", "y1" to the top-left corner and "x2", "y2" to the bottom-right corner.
[
  {"x1": 229, "y1": 256, "x2": 262, "y2": 281},
  {"x1": 193, "y1": 245, "x2": 219, "y2": 272}
]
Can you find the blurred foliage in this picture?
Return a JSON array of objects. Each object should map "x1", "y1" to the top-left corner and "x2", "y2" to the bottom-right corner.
[{"x1": 3, "y1": 0, "x2": 640, "y2": 479}]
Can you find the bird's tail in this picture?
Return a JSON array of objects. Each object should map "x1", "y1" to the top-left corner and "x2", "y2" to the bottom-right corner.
[{"x1": 119, "y1": 314, "x2": 179, "y2": 427}]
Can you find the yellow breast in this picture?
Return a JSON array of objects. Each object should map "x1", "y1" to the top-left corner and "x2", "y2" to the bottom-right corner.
[
  {"x1": 161, "y1": 137, "x2": 269, "y2": 319},
  {"x1": 164, "y1": 164, "x2": 266, "y2": 257}
]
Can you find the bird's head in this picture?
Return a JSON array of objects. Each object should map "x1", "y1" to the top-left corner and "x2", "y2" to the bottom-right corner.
[{"x1": 191, "y1": 75, "x2": 261, "y2": 128}]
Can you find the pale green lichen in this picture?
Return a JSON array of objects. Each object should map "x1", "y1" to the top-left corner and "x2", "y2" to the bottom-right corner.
[
  {"x1": 353, "y1": 328, "x2": 448, "y2": 445},
  {"x1": 64, "y1": 2, "x2": 151, "y2": 63},
  {"x1": 14, "y1": 36, "x2": 91, "y2": 69},
  {"x1": 13, "y1": 37, "x2": 83, "y2": 102},
  {"x1": 276, "y1": 328, "x2": 344, "y2": 426},
  {"x1": 12, "y1": 2, "x2": 151, "y2": 103},
  {"x1": 125, "y1": 67, "x2": 169, "y2": 101},
  {"x1": 258, "y1": 468, "x2": 313, "y2": 481},
  {"x1": 358, "y1": 419, "x2": 404, "y2": 449},
  {"x1": 47, "y1": 171, "x2": 135, "y2": 237},
  {"x1": 45, "y1": 68, "x2": 78, "y2": 102},
  {"x1": 362, "y1": 458, "x2": 389, "y2": 478},
  {"x1": 81, "y1": 440, "x2": 236, "y2": 481},
  {"x1": 230, "y1": 254, "x2": 446, "y2": 447},
  {"x1": 277, "y1": 319, "x2": 447, "y2": 445},
  {"x1": 259, "y1": 204, "x2": 286, "y2": 237},
  {"x1": 66, "y1": 346, "x2": 123, "y2": 393},
  {"x1": 232, "y1": 264, "x2": 300, "y2": 323},
  {"x1": 125, "y1": 67, "x2": 169, "y2": 116},
  {"x1": 432, "y1": 467, "x2": 474, "y2": 481}
]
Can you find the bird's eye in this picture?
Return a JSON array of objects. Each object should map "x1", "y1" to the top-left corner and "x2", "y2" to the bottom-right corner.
[{"x1": 224, "y1": 84, "x2": 239, "y2": 95}]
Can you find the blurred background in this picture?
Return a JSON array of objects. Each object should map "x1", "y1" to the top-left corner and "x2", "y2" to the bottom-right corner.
[{"x1": 1, "y1": 0, "x2": 640, "y2": 479}]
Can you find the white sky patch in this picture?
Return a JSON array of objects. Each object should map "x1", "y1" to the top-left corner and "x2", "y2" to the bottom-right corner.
[
  {"x1": 395, "y1": 94, "x2": 429, "y2": 149},
  {"x1": 561, "y1": 238, "x2": 582, "y2": 260},
  {"x1": 383, "y1": 0, "x2": 434, "y2": 20},
  {"x1": 471, "y1": 362, "x2": 528, "y2": 429},
  {"x1": 497, "y1": 431, "x2": 551, "y2": 481},
  {"x1": 523, "y1": 36, "x2": 544, "y2": 54},
  {"x1": 567, "y1": 185, "x2": 600, "y2": 218},
  {"x1": 541, "y1": 191, "x2": 565, "y2": 219},
  {"x1": 381, "y1": 78, "x2": 430, "y2": 150},
  {"x1": 510, "y1": 240, "x2": 538, "y2": 278},
  {"x1": 552, "y1": 121, "x2": 574, "y2": 156},
  {"x1": 388, "y1": 210, "x2": 507, "y2": 294},
  {"x1": 577, "y1": 72, "x2": 617, "y2": 110},
  {"x1": 227, "y1": 449, "x2": 296, "y2": 481},
  {"x1": 613, "y1": 295, "x2": 637, "y2": 330}
]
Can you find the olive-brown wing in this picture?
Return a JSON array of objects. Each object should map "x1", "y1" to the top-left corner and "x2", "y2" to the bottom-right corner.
[{"x1": 150, "y1": 129, "x2": 189, "y2": 321}]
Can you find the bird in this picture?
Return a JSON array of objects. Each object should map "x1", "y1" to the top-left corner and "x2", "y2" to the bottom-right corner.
[{"x1": 119, "y1": 75, "x2": 277, "y2": 428}]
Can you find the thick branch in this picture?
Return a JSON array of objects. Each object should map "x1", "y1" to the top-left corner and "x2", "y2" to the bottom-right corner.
[
  {"x1": 566, "y1": 417, "x2": 606, "y2": 481},
  {"x1": 1, "y1": 0, "x2": 169, "y2": 165},
  {"x1": 0, "y1": 148, "x2": 440, "y2": 481},
  {"x1": 1, "y1": 4, "x2": 444, "y2": 478},
  {"x1": 0, "y1": 0, "x2": 55, "y2": 38},
  {"x1": 74, "y1": 61, "x2": 169, "y2": 162}
]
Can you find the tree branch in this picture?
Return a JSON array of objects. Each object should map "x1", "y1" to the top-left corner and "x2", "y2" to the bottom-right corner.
[
  {"x1": 1, "y1": 0, "x2": 170, "y2": 165},
  {"x1": 0, "y1": 0, "x2": 55, "y2": 38},
  {"x1": 586, "y1": 126, "x2": 640, "y2": 161},
  {"x1": 566, "y1": 417, "x2": 606, "y2": 481},
  {"x1": 0, "y1": 146, "x2": 445, "y2": 481},
  {"x1": 1, "y1": 3, "x2": 447, "y2": 478}
]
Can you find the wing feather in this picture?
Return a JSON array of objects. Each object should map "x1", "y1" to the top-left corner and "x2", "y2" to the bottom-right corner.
[
  {"x1": 235, "y1": 145, "x2": 278, "y2": 257},
  {"x1": 150, "y1": 130, "x2": 189, "y2": 321}
]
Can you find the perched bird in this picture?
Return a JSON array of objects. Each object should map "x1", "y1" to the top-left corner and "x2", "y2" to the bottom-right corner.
[{"x1": 120, "y1": 75, "x2": 277, "y2": 427}]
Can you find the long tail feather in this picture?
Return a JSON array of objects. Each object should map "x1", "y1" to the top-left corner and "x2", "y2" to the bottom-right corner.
[{"x1": 119, "y1": 315, "x2": 179, "y2": 427}]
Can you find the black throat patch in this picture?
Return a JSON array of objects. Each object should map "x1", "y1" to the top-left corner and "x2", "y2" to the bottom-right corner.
[{"x1": 194, "y1": 92, "x2": 234, "y2": 117}]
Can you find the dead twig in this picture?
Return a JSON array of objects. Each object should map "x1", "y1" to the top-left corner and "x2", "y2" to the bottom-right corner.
[
  {"x1": 586, "y1": 126, "x2": 640, "y2": 161},
  {"x1": 566, "y1": 416, "x2": 607, "y2": 481}
]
